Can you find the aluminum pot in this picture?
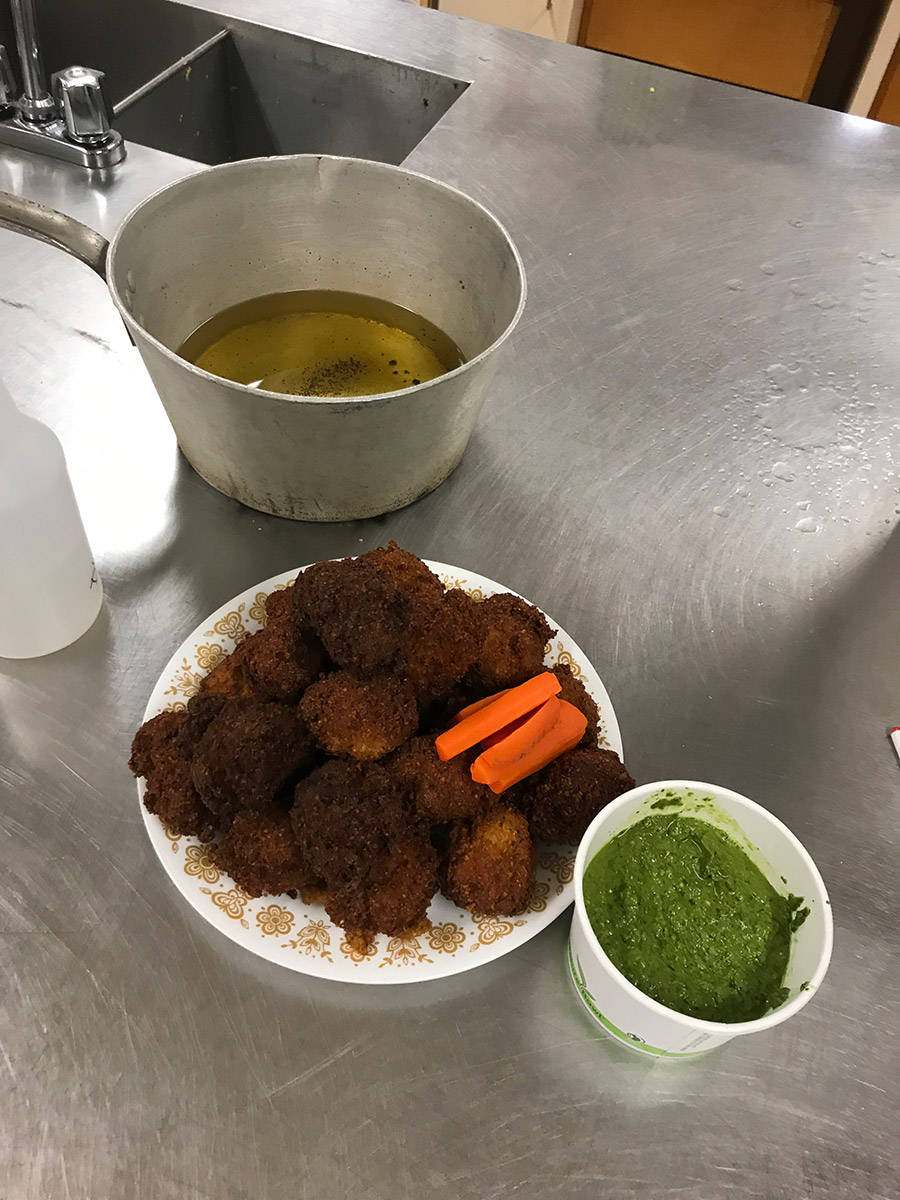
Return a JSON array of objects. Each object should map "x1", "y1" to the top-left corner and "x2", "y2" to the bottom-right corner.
[{"x1": 0, "y1": 156, "x2": 526, "y2": 520}]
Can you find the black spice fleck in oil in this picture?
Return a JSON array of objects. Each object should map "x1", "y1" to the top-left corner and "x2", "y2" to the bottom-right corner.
[{"x1": 178, "y1": 289, "x2": 465, "y2": 398}]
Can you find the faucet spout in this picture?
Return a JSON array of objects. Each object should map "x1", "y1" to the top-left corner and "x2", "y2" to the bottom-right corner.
[
  {"x1": 10, "y1": 0, "x2": 55, "y2": 122},
  {"x1": 0, "y1": 1, "x2": 126, "y2": 168}
]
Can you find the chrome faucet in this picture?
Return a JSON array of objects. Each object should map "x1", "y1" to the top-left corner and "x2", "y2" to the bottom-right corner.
[{"x1": 0, "y1": 0, "x2": 125, "y2": 168}]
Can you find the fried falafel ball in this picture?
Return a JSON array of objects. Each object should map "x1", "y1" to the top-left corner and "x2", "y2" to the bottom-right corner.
[
  {"x1": 361, "y1": 540, "x2": 445, "y2": 606},
  {"x1": 129, "y1": 708, "x2": 186, "y2": 779},
  {"x1": 241, "y1": 589, "x2": 329, "y2": 702},
  {"x1": 198, "y1": 639, "x2": 258, "y2": 699},
  {"x1": 443, "y1": 804, "x2": 535, "y2": 916},
  {"x1": 467, "y1": 593, "x2": 556, "y2": 692},
  {"x1": 417, "y1": 680, "x2": 485, "y2": 733},
  {"x1": 143, "y1": 757, "x2": 219, "y2": 842},
  {"x1": 260, "y1": 587, "x2": 292, "y2": 624},
  {"x1": 210, "y1": 805, "x2": 309, "y2": 897},
  {"x1": 292, "y1": 557, "x2": 409, "y2": 677},
  {"x1": 520, "y1": 746, "x2": 634, "y2": 844},
  {"x1": 173, "y1": 692, "x2": 232, "y2": 759},
  {"x1": 551, "y1": 664, "x2": 601, "y2": 748},
  {"x1": 191, "y1": 701, "x2": 316, "y2": 820},
  {"x1": 299, "y1": 671, "x2": 418, "y2": 760},
  {"x1": 130, "y1": 710, "x2": 219, "y2": 840},
  {"x1": 320, "y1": 835, "x2": 438, "y2": 939},
  {"x1": 291, "y1": 759, "x2": 414, "y2": 887},
  {"x1": 403, "y1": 588, "x2": 484, "y2": 704},
  {"x1": 387, "y1": 735, "x2": 490, "y2": 822}
]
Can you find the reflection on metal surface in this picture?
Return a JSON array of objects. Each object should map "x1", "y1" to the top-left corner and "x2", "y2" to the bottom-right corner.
[{"x1": 840, "y1": 111, "x2": 884, "y2": 135}]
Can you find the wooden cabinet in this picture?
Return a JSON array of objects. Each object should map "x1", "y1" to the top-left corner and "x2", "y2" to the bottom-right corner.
[
  {"x1": 579, "y1": 0, "x2": 838, "y2": 100},
  {"x1": 578, "y1": 0, "x2": 891, "y2": 111}
]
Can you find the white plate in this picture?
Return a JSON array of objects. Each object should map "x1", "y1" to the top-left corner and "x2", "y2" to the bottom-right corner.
[{"x1": 138, "y1": 561, "x2": 623, "y2": 983}]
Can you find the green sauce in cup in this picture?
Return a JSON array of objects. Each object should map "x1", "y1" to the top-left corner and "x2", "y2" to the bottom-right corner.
[{"x1": 583, "y1": 815, "x2": 808, "y2": 1023}]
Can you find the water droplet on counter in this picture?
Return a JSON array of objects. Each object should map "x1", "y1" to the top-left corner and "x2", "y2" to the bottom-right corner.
[
  {"x1": 726, "y1": 279, "x2": 744, "y2": 291},
  {"x1": 795, "y1": 517, "x2": 819, "y2": 533},
  {"x1": 771, "y1": 461, "x2": 795, "y2": 481},
  {"x1": 713, "y1": 506, "x2": 729, "y2": 517},
  {"x1": 858, "y1": 252, "x2": 878, "y2": 263},
  {"x1": 790, "y1": 283, "x2": 807, "y2": 296},
  {"x1": 881, "y1": 249, "x2": 895, "y2": 258},
  {"x1": 813, "y1": 294, "x2": 839, "y2": 310},
  {"x1": 760, "y1": 263, "x2": 776, "y2": 275},
  {"x1": 796, "y1": 500, "x2": 811, "y2": 510},
  {"x1": 789, "y1": 218, "x2": 804, "y2": 227}
]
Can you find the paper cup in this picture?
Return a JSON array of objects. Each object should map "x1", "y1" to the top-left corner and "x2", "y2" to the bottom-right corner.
[{"x1": 568, "y1": 781, "x2": 833, "y2": 1057}]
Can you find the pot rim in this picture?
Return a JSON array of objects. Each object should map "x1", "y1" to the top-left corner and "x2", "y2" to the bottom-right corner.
[{"x1": 107, "y1": 153, "x2": 527, "y2": 408}]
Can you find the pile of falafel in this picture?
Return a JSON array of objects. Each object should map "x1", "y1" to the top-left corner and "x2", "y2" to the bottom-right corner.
[{"x1": 130, "y1": 543, "x2": 634, "y2": 944}]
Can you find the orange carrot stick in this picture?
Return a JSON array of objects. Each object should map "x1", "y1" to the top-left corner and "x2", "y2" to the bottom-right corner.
[
  {"x1": 470, "y1": 698, "x2": 587, "y2": 793},
  {"x1": 435, "y1": 673, "x2": 561, "y2": 761},
  {"x1": 480, "y1": 712, "x2": 532, "y2": 750},
  {"x1": 452, "y1": 688, "x2": 512, "y2": 724}
]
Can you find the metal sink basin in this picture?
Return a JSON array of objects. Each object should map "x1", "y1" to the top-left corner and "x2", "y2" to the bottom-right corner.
[{"x1": 113, "y1": 18, "x2": 468, "y2": 165}]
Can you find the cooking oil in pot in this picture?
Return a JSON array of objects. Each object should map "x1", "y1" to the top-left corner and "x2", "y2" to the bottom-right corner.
[{"x1": 178, "y1": 290, "x2": 465, "y2": 398}]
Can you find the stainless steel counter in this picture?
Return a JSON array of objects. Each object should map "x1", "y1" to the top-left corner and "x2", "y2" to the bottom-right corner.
[{"x1": 1, "y1": 2, "x2": 898, "y2": 1196}]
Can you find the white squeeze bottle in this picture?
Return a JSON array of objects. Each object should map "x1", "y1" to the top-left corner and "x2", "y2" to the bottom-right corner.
[{"x1": 0, "y1": 376, "x2": 102, "y2": 658}]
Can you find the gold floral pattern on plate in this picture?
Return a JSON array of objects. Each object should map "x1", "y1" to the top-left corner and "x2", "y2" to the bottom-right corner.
[
  {"x1": 201, "y1": 886, "x2": 251, "y2": 928},
  {"x1": 203, "y1": 605, "x2": 248, "y2": 644},
  {"x1": 525, "y1": 881, "x2": 551, "y2": 913},
  {"x1": 379, "y1": 933, "x2": 434, "y2": 968},
  {"x1": 140, "y1": 559, "x2": 623, "y2": 982},
  {"x1": 163, "y1": 657, "x2": 204, "y2": 701},
  {"x1": 248, "y1": 581, "x2": 290, "y2": 627},
  {"x1": 282, "y1": 917, "x2": 332, "y2": 960},
  {"x1": 195, "y1": 643, "x2": 226, "y2": 673},
  {"x1": 441, "y1": 578, "x2": 486, "y2": 602},
  {"x1": 248, "y1": 591, "x2": 270, "y2": 627},
  {"x1": 553, "y1": 646, "x2": 584, "y2": 679},
  {"x1": 469, "y1": 913, "x2": 527, "y2": 950},
  {"x1": 427, "y1": 922, "x2": 466, "y2": 954},
  {"x1": 538, "y1": 850, "x2": 576, "y2": 895},
  {"x1": 163, "y1": 827, "x2": 182, "y2": 854},
  {"x1": 256, "y1": 904, "x2": 294, "y2": 937},
  {"x1": 340, "y1": 938, "x2": 378, "y2": 963},
  {"x1": 184, "y1": 844, "x2": 221, "y2": 884}
]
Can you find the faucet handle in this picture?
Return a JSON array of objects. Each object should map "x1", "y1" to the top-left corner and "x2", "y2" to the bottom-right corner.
[
  {"x1": 52, "y1": 66, "x2": 114, "y2": 145},
  {"x1": 0, "y1": 45, "x2": 16, "y2": 111}
]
